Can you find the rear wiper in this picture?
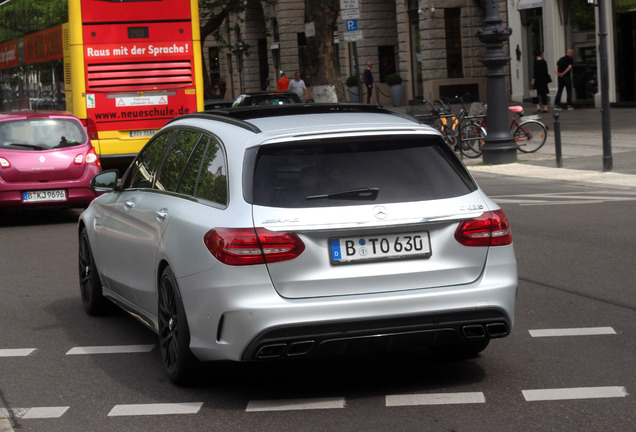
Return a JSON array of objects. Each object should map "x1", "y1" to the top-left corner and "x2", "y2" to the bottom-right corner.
[
  {"x1": 8, "y1": 143, "x2": 47, "y2": 150},
  {"x1": 306, "y1": 187, "x2": 379, "y2": 201}
]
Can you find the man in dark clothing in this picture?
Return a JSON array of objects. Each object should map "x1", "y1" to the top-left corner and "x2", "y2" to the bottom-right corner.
[
  {"x1": 554, "y1": 49, "x2": 574, "y2": 111},
  {"x1": 364, "y1": 62, "x2": 374, "y2": 104}
]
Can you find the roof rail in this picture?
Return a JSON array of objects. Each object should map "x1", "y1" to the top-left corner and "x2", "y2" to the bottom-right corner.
[
  {"x1": 167, "y1": 103, "x2": 417, "y2": 132},
  {"x1": 214, "y1": 103, "x2": 415, "y2": 121}
]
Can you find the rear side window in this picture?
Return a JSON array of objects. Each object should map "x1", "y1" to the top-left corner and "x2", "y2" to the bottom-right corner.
[
  {"x1": 250, "y1": 136, "x2": 476, "y2": 208},
  {"x1": 194, "y1": 138, "x2": 228, "y2": 205}
]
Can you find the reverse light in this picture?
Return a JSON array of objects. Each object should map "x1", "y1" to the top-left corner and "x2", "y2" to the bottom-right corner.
[
  {"x1": 204, "y1": 227, "x2": 305, "y2": 266},
  {"x1": 454, "y1": 209, "x2": 513, "y2": 247},
  {"x1": 0, "y1": 157, "x2": 10, "y2": 168}
]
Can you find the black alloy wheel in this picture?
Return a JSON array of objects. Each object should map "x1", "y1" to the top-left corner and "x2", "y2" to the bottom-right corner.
[
  {"x1": 78, "y1": 228, "x2": 109, "y2": 315},
  {"x1": 158, "y1": 266, "x2": 197, "y2": 385}
]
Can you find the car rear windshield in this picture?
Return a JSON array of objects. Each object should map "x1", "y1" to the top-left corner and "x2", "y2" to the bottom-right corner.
[
  {"x1": 0, "y1": 119, "x2": 87, "y2": 151},
  {"x1": 249, "y1": 135, "x2": 477, "y2": 208}
]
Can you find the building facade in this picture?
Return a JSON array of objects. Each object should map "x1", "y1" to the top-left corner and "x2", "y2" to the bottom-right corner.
[
  {"x1": 203, "y1": 0, "x2": 510, "y2": 105},
  {"x1": 510, "y1": 0, "x2": 636, "y2": 107}
]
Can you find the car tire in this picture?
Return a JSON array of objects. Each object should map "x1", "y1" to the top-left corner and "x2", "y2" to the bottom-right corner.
[
  {"x1": 78, "y1": 227, "x2": 110, "y2": 315},
  {"x1": 158, "y1": 266, "x2": 197, "y2": 385}
]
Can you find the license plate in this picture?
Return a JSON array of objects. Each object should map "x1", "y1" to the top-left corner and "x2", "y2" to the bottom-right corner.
[
  {"x1": 23, "y1": 189, "x2": 66, "y2": 202},
  {"x1": 130, "y1": 129, "x2": 157, "y2": 138},
  {"x1": 330, "y1": 231, "x2": 431, "y2": 264}
]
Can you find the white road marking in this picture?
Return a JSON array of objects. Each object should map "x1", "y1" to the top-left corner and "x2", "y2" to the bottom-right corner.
[
  {"x1": 246, "y1": 397, "x2": 346, "y2": 412},
  {"x1": 529, "y1": 327, "x2": 616, "y2": 337},
  {"x1": 523, "y1": 386, "x2": 628, "y2": 401},
  {"x1": 0, "y1": 407, "x2": 68, "y2": 419},
  {"x1": 491, "y1": 191, "x2": 636, "y2": 206},
  {"x1": 0, "y1": 349, "x2": 36, "y2": 357},
  {"x1": 0, "y1": 418, "x2": 13, "y2": 432},
  {"x1": 386, "y1": 392, "x2": 486, "y2": 406},
  {"x1": 108, "y1": 402, "x2": 203, "y2": 417},
  {"x1": 66, "y1": 345, "x2": 155, "y2": 355}
]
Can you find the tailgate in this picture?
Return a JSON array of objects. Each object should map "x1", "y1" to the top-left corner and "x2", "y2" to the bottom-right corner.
[
  {"x1": 253, "y1": 195, "x2": 490, "y2": 299},
  {"x1": 1, "y1": 150, "x2": 86, "y2": 182}
]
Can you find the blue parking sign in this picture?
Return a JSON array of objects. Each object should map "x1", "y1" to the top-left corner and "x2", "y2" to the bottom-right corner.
[{"x1": 346, "y1": 19, "x2": 358, "y2": 31}]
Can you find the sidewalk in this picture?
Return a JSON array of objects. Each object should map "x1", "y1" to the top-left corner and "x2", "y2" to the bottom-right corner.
[{"x1": 390, "y1": 103, "x2": 636, "y2": 189}]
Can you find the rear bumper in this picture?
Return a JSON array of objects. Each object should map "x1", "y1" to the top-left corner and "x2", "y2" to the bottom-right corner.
[
  {"x1": 178, "y1": 245, "x2": 517, "y2": 362},
  {"x1": 0, "y1": 167, "x2": 100, "y2": 209},
  {"x1": 241, "y1": 308, "x2": 510, "y2": 360}
]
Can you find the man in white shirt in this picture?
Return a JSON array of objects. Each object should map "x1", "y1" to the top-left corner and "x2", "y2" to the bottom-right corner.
[{"x1": 287, "y1": 72, "x2": 307, "y2": 101}]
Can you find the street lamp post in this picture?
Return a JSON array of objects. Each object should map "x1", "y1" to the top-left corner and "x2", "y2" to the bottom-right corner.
[
  {"x1": 589, "y1": 0, "x2": 612, "y2": 171},
  {"x1": 476, "y1": 0, "x2": 517, "y2": 165}
]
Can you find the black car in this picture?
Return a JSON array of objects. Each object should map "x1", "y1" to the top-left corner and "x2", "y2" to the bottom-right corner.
[{"x1": 232, "y1": 91, "x2": 301, "y2": 107}]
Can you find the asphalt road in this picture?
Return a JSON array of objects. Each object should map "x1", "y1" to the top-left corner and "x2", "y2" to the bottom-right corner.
[{"x1": 1, "y1": 174, "x2": 636, "y2": 432}]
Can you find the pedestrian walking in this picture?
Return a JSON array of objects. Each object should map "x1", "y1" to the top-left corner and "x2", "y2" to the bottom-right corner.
[
  {"x1": 287, "y1": 72, "x2": 307, "y2": 101},
  {"x1": 277, "y1": 72, "x2": 290, "y2": 91},
  {"x1": 531, "y1": 50, "x2": 550, "y2": 113},
  {"x1": 364, "y1": 62, "x2": 374, "y2": 104},
  {"x1": 554, "y1": 49, "x2": 574, "y2": 111}
]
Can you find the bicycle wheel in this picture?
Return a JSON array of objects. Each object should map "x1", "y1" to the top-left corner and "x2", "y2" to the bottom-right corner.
[
  {"x1": 514, "y1": 120, "x2": 547, "y2": 153},
  {"x1": 459, "y1": 121, "x2": 486, "y2": 158}
]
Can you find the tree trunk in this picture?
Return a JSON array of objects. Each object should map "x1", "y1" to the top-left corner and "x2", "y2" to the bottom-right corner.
[{"x1": 304, "y1": 0, "x2": 344, "y2": 102}]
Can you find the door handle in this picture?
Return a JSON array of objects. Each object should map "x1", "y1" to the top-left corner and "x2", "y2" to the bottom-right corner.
[
  {"x1": 124, "y1": 200, "x2": 135, "y2": 208},
  {"x1": 155, "y1": 209, "x2": 168, "y2": 221}
]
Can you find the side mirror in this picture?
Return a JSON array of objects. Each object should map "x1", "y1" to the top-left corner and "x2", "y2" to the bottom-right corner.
[{"x1": 91, "y1": 169, "x2": 119, "y2": 194}]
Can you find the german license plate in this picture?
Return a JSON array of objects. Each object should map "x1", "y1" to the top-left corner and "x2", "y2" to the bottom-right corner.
[
  {"x1": 330, "y1": 231, "x2": 431, "y2": 264},
  {"x1": 23, "y1": 189, "x2": 66, "y2": 202},
  {"x1": 130, "y1": 129, "x2": 157, "y2": 138}
]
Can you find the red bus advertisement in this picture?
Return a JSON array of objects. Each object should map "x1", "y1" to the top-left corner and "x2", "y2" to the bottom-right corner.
[{"x1": 67, "y1": 0, "x2": 204, "y2": 165}]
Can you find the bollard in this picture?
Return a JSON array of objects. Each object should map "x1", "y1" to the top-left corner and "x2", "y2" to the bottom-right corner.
[{"x1": 553, "y1": 112, "x2": 563, "y2": 168}]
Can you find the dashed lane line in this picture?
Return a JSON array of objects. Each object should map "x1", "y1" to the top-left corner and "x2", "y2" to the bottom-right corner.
[
  {"x1": 246, "y1": 397, "x2": 346, "y2": 412},
  {"x1": 386, "y1": 392, "x2": 486, "y2": 407},
  {"x1": 529, "y1": 327, "x2": 616, "y2": 337},
  {"x1": 0, "y1": 349, "x2": 36, "y2": 357},
  {"x1": 108, "y1": 402, "x2": 203, "y2": 417},
  {"x1": 523, "y1": 386, "x2": 628, "y2": 402},
  {"x1": 0, "y1": 407, "x2": 69, "y2": 419},
  {"x1": 66, "y1": 345, "x2": 155, "y2": 355}
]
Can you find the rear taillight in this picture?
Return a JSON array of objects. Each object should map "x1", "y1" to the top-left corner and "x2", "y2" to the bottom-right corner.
[
  {"x1": 75, "y1": 148, "x2": 101, "y2": 167},
  {"x1": 454, "y1": 210, "x2": 512, "y2": 247},
  {"x1": 86, "y1": 147, "x2": 101, "y2": 166},
  {"x1": 204, "y1": 228, "x2": 305, "y2": 266},
  {"x1": 0, "y1": 157, "x2": 10, "y2": 168},
  {"x1": 81, "y1": 117, "x2": 99, "y2": 140}
]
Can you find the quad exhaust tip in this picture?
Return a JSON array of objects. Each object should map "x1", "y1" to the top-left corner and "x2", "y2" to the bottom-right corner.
[
  {"x1": 462, "y1": 322, "x2": 509, "y2": 339},
  {"x1": 256, "y1": 340, "x2": 315, "y2": 359}
]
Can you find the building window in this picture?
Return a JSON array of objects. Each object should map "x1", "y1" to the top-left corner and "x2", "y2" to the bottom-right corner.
[
  {"x1": 378, "y1": 46, "x2": 396, "y2": 83},
  {"x1": 445, "y1": 8, "x2": 463, "y2": 78}
]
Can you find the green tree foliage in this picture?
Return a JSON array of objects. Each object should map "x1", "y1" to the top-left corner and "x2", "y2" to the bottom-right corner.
[
  {"x1": 0, "y1": 0, "x2": 67, "y2": 41},
  {"x1": 198, "y1": 0, "x2": 250, "y2": 98}
]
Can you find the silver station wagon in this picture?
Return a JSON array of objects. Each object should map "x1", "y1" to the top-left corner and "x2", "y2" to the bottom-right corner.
[{"x1": 78, "y1": 104, "x2": 517, "y2": 384}]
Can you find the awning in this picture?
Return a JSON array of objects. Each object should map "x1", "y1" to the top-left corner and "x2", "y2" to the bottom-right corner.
[{"x1": 518, "y1": 0, "x2": 542, "y2": 11}]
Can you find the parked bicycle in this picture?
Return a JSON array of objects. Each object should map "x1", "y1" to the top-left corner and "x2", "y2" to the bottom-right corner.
[
  {"x1": 406, "y1": 96, "x2": 486, "y2": 159},
  {"x1": 463, "y1": 105, "x2": 548, "y2": 156}
]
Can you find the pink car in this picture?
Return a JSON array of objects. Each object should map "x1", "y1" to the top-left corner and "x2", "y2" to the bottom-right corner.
[{"x1": 0, "y1": 111, "x2": 101, "y2": 209}]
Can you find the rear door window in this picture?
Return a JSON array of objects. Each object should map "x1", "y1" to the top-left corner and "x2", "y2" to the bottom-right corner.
[
  {"x1": 250, "y1": 136, "x2": 476, "y2": 208},
  {"x1": 155, "y1": 130, "x2": 204, "y2": 193}
]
